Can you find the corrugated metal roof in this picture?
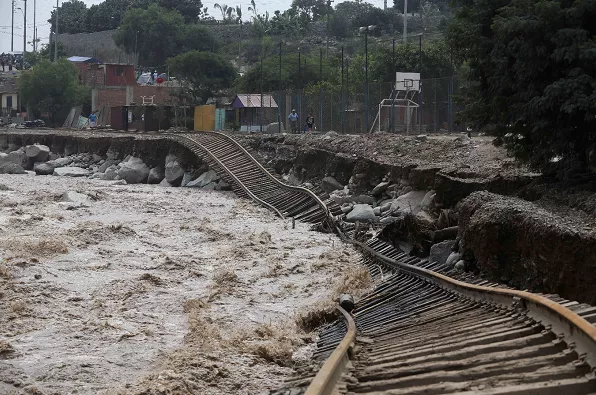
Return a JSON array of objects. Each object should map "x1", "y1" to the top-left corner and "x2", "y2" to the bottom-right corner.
[
  {"x1": 67, "y1": 56, "x2": 102, "y2": 63},
  {"x1": 235, "y1": 94, "x2": 278, "y2": 108}
]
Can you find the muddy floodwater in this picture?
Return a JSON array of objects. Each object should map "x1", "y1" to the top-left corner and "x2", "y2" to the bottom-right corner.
[{"x1": 0, "y1": 174, "x2": 370, "y2": 394}]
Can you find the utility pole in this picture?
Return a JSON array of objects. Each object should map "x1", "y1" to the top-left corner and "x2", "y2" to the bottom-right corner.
[
  {"x1": 54, "y1": 0, "x2": 59, "y2": 61},
  {"x1": 403, "y1": 0, "x2": 408, "y2": 44},
  {"x1": 326, "y1": 0, "x2": 333, "y2": 58},
  {"x1": 33, "y1": 0, "x2": 36, "y2": 51},
  {"x1": 11, "y1": 0, "x2": 15, "y2": 51},
  {"x1": 23, "y1": 0, "x2": 27, "y2": 62}
]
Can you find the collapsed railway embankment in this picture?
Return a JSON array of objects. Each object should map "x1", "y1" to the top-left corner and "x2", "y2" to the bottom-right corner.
[{"x1": 2, "y1": 129, "x2": 596, "y2": 304}]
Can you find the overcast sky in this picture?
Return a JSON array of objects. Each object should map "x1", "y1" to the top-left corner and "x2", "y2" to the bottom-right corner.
[{"x1": 0, "y1": 0, "x2": 388, "y2": 54}]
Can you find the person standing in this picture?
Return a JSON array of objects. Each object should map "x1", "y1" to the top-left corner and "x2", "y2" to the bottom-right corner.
[
  {"x1": 88, "y1": 111, "x2": 97, "y2": 128},
  {"x1": 288, "y1": 109, "x2": 299, "y2": 133},
  {"x1": 306, "y1": 113, "x2": 315, "y2": 133}
]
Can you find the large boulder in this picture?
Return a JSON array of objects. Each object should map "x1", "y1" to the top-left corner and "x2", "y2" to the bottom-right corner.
[
  {"x1": 181, "y1": 172, "x2": 193, "y2": 187},
  {"x1": 321, "y1": 176, "x2": 344, "y2": 194},
  {"x1": 117, "y1": 157, "x2": 150, "y2": 184},
  {"x1": 390, "y1": 191, "x2": 427, "y2": 215},
  {"x1": 53, "y1": 167, "x2": 91, "y2": 177},
  {"x1": 187, "y1": 170, "x2": 220, "y2": 188},
  {"x1": 147, "y1": 166, "x2": 165, "y2": 184},
  {"x1": 165, "y1": 157, "x2": 185, "y2": 186},
  {"x1": 25, "y1": 144, "x2": 50, "y2": 162},
  {"x1": 371, "y1": 181, "x2": 390, "y2": 196},
  {"x1": 34, "y1": 162, "x2": 55, "y2": 175},
  {"x1": 101, "y1": 165, "x2": 119, "y2": 181},
  {"x1": 215, "y1": 179, "x2": 231, "y2": 191},
  {"x1": 98, "y1": 159, "x2": 117, "y2": 173},
  {"x1": 4, "y1": 149, "x2": 28, "y2": 168},
  {"x1": 429, "y1": 240, "x2": 455, "y2": 266},
  {"x1": 0, "y1": 162, "x2": 26, "y2": 174},
  {"x1": 345, "y1": 204, "x2": 377, "y2": 223},
  {"x1": 50, "y1": 157, "x2": 73, "y2": 168}
]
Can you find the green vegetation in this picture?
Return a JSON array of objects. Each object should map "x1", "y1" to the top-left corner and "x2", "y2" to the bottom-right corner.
[
  {"x1": 19, "y1": 59, "x2": 89, "y2": 125},
  {"x1": 449, "y1": 0, "x2": 596, "y2": 172}
]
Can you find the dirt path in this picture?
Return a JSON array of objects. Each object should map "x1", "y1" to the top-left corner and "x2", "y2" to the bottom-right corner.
[{"x1": 0, "y1": 174, "x2": 369, "y2": 394}]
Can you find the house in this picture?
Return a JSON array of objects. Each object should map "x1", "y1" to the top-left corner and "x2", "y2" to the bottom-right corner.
[
  {"x1": 231, "y1": 94, "x2": 279, "y2": 132},
  {"x1": 68, "y1": 56, "x2": 136, "y2": 87},
  {"x1": 0, "y1": 72, "x2": 18, "y2": 118}
]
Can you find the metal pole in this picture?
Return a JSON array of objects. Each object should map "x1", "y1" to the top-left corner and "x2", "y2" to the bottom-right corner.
[
  {"x1": 449, "y1": 47, "x2": 453, "y2": 133},
  {"x1": 419, "y1": 34, "x2": 423, "y2": 133},
  {"x1": 319, "y1": 48, "x2": 323, "y2": 133},
  {"x1": 365, "y1": 30, "x2": 369, "y2": 133},
  {"x1": 54, "y1": 0, "x2": 59, "y2": 61},
  {"x1": 278, "y1": 41, "x2": 282, "y2": 134},
  {"x1": 341, "y1": 46, "x2": 344, "y2": 134},
  {"x1": 391, "y1": 38, "x2": 395, "y2": 134},
  {"x1": 326, "y1": 0, "x2": 333, "y2": 58},
  {"x1": 403, "y1": 0, "x2": 408, "y2": 44},
  {"x1": 33, "y1": 0, "x2": 36, "y2": 51},
  {"x1": 134, "y1": 30, "x2": 138, "y2": 66},
  {"x1": 11, "y1": 0, "x2": 14, "y2": 51},
  {"x1": 23, "y1": 0, "x2": 27, "y2": 61},
  {"x1": 260, "y1": 54, "x2": 263, "y2": 133},
  {"x1": 298, "y1": 49, "x2": 301, "y2": 132}
]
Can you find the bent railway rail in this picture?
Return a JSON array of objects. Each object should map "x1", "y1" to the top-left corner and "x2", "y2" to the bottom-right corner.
[
  {"x1": 168, "y1": 132, "x2": 596, "y2": 394},
  {"x1": 168, "y1": 132, "x2": 341, "y2": 223}
]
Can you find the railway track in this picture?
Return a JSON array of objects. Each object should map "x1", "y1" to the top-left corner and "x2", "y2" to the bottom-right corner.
[
  {"x1": 168, "y1": 132, "x2": 342, "y2": 224},
  {"x1": 168, "y1": 132, "x2": 596, "y2": 395}
]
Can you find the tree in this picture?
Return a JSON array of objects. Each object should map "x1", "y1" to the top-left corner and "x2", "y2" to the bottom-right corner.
[
  {"x1": 158, "y1": 0, "x2": 203, "y2": 23},
  {"x1": 114, "y1": 5, "x2": 186, "y2": 66},
  {"x1": 182, "y1": 25, "x2": 217, "y2": 53},
  {"x1": 449, "y1": 0, "x2": 596, "y2": 172},
  {"x1": 214, "y1": 3, "x2": 236, "y2": 22},
  {"x1": 19, "y1": 59, "x2": 89, "y2": 125},
  {"x1": 49, "y1": 0, "x2": 89, "y2": 34},
  {"x1": 331, "y1": 2, "x2": 400, "y2": 38},
  {"x1": 26, "y1": 43, "x2": 67, "y2": 66},
  {"x1": 86, "y1": 0, "x2": 131, "y2": 32},
  {"x1": 291, "y1": 0, "x2": 332, "y2": 22},
  {"x1": 167, "y1": 51, "x2": 237, "y2": 103}
]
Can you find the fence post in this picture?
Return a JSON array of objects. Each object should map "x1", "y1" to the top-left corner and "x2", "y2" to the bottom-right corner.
[
  {"x1": 278, "y1": 41, "x2": 282, "y2": 134},
  {"x1": 319, "y1": 48, "x2": 323, "y2": 133},
  {"x1": 341, "y1": 46, "x2": 344, "y2": 134},
  {"x1": 260, "y1": 54, "x2": 263, "y2": 133},
  {"x1": 391, "y1": 38, "x2": 396, "y2": 134},
  {"x1": 419, "y1": 34, "x2": 423, "y2": 134}
]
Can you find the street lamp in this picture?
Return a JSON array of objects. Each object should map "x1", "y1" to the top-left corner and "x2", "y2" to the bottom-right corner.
[{"x1": 359, "y1": 25, "x2": 375, "y2": 133}]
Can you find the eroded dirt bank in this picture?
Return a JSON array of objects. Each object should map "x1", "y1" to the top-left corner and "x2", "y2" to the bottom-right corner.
[{"x1": 0, "y1": 174, "x2": 370, "y2": 394}]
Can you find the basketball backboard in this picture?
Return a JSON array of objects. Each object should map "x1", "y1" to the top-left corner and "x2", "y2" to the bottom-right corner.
[{"x1": 395, "y1": 72, "x2": 421, "y2": 91}]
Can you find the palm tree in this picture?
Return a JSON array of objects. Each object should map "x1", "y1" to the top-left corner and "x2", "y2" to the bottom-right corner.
[
  {"x1": 248, "y1": 0, "x2": 257, "y2": 17},
  {"x1": 214, "y1": 3, "x2": 236, "y2": 22},
  {"x1": 236, "y1": 5, "x2": 243, "y2": 23}
]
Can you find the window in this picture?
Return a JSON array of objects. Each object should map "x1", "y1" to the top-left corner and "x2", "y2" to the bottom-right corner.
[{"x1": 6, "y1": 95, "x2": 12, "y2": 109}]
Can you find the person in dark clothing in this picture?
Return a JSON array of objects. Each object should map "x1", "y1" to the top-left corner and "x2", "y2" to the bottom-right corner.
[{"x1": 306, "y1": 114, "x2": 315, "y2": 132}]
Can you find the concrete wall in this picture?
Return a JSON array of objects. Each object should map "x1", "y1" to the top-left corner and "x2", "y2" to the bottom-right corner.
[{"x1": 55, "y1": 30, "x2": 132, "y2": 64}]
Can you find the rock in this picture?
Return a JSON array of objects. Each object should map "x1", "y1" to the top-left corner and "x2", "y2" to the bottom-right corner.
[
  {"x1": 48, "y1": 152, "x2": 59, "y2": 161},
  {"x1": 117, "y1": 157, "x2": 150, "y2": 184},
  {"x1": 109, "y1": 180, "x2": 127, "y2": 186},
  {"x1": 373, "y1": 207, "x2": 381, "y2": 216},
  {"x1": 165, "y1": 159, "x2": 185, "y2": 186},
  {"x1": 98, "y1": 159, "x2": 116, "y2": 173},
  {"x1": 33, "y1": 162, "x2": 55, "y2": 175},
  {"x1": 0, "y1": 162, "x2": 26, "y2": 174},
  {"x1": 380, "y1": 202, "x2": 392, "y2": 213},
  {"x1": 454, "y1": 260, "x2": 466, "y2": 272},
  {"x1": 202, "y1": 181, "x2": 217, "y2": 190},
  {"x1": 390, "y1": 190, "x2": 427, "y2": 215},
  {"x1": 341, "y1": 203, "x2": 353, "y2": 214},
  {"x1": 430, "y1": 240, "x2": 455, "y2": 266},
  {"x1": 159, "y1": 178, "x2": 172, "y2": 187},
  {"x1": 215, "y1": 180, "x2": 231, "y2": 191},
  {"x1": 371, "y1": 181, "x2": 390, "y2": 196},
  {"x1": 380, "y1": 217, "x2": 397, "y2": 226},
  {"x1": 454, "y1": 135, "x2": 472, "y2": 147},
  {"x1": 416, "y1": 211, "x2": 435, "y2": 226},
  {"x1": 53, "y1": 166, "x2": 91, "y2": 177},
  {"x1": 61, "y1": 191, "x2": 89, "y2": 203},
  {"x1": 321, "y1": 176, "x2": 344, "y2": 194},
  {"x1": 92, "y1": 154, "x2": 103, "y2": 163},
  {"x1": 400, "y1": 186, "x2": 413, "y2": 195},
  {"x1": 415, "y1": 134, "x2": 428, "y2": 142},
  {"x1": 345, "y1": 204, "x2": 377, "y2": 223},
  {"x1": 421, "y1": 190, "x2": 436, "y2": 209},
  {"x1": 266, "y1": 122, "x2": 285, "y2": 134},
  {"x1": 51, "y1": 157, "x2": 73, "y2": 168},
  {"x1": 446, "y1": 252, "x2": 462, "y2": 268},
  {"x1": 188, "y1": 170, "x2": 220, "y2": 188},
  {"x1": 181, "y1": 172, "x2": 193, "y2": 187},
  {"x1": 101, "y1": 165, "x2": 119, "y2": 181},
  {"x1": 325, "y1": 131, "x2": 339, "y2": 136},
  {"x1": 4, "y1": 150, "x2": 28, "y2": 167},
  {"x1": 147, "y1": 166, "x2": 165, "y2": 184},
  {"x1": 25, "y1": 144, "x2": 50, "y2": 162}
]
